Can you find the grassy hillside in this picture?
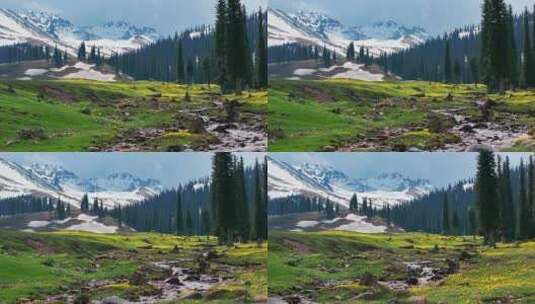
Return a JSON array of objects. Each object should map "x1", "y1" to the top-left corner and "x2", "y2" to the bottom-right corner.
[
  {"x1": 269, "y1": 79, "x2": 535, "y2": 152},
  {"x1": 0, "y1": 79, "x2": 266, "y2": 151},
  {"x1": 269, "y1": 230, "x2": 535, "y2": 303},
  {"x1": 0, "y1": 230, "x2": 267, "y2": 303}
]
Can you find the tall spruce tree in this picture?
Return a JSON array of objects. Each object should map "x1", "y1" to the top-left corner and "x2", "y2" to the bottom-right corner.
[
  {"x1": 442, "y1": 193, "x2": 450, "y2": 234},
  {"x1": 523, "y1": 8, "x2": 535, "y2": 88},
  {"x1": 475, "y1": 151, "x2": 500, "y2": 246},
  {"x1": 256, "y1": 9, "x2": 267, "y2": 88},
  {"x1": 444, "y1": 40, "x2": 452, "y2": 83},
  {"x1": 176, "y1": 40, "x2": 185, "y2": 83},
  {"x1": 176, "y1": 192, "x2": 183, "y2": 234}
]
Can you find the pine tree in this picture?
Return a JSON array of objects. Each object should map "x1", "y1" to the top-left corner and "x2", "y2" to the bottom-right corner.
[
  {"x1": 500, "y1": 157, "x2": 515, "y2": 241},
  {"x1": 444, "y1": 40, "x2": 452, "y2": 83},
  {"x1": 78, "y1": 42, "x2": 86, "y2": 62},
  {"x1": 256, "y1": 10, "x2": 267, "y2": 88},
  {"x1": 254, "y1": 160, "x2": 266, "y2": 241},
  {"x1": 176, "y1": 40, "x2": 185, "y2": 83},
  {"x1": 349, "y1": 194, "x2": 358, "y2": 212},
  {"x1": 470, "y1": 57, "x2": 480, "y2": 86},
  {"x1": 215, "y1": 0, "x2": 227, "y2": 89},
  {"x1": 507, "y1": 5, "x2": 519, "y2": 88},
  {"x1": 442, "y1": 193, "x2": 450, "y2": 234},
  {"x1": 186, "y1": 211, "x2": 193, "y2": 236},
  {"x1": 523, "y1": 8, "x2": 535, "y2": 88},
  {"x1": 186, "y1": 58, "x2": 194, "y2": 84},
  {"x1": 176, "y1": 192, "x2": 183, "y2": 234},
  {"x1": 475, "y1": 151, "x2": 500, "y2": 246},
  {"x1": 346, "y1": 42, "x2": 355, "y2": 61},
  {"x1": 454, "y1": 58, "x2": 461, "y2": 83},
  {"x1": 452, "y1": 211, "x2": 460, "y2": 235}
]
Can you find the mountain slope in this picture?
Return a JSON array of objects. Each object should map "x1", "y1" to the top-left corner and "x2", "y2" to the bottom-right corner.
[
  {"x1": 0, "y1": 158, "x2": 163, "y2": 207},
  {"x1": 268, "y1": 157, "x2": 433, "y2": 208},
  {"x1": 0, "y1": 9, "x2": 158, "y2": 56},
  {"x1": 268, "y1": 8, "x2": 429, "y2": 56}
]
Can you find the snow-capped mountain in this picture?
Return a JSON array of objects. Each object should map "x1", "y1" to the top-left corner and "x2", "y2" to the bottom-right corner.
[
  {"x1": 268, "y1": 8, "x2": 429, "y2": 56},
  {"x1": 0, "y1": 9, "x2": 159, "y2": 56},
  {"x1": 0, "y1": 158, "x2": 163, "y2": 208},
  {"x1": 268, "y1": 157, "x2": 433, "y2": 208}
]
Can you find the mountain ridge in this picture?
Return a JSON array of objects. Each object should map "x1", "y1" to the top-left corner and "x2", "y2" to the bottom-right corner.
[
  {"x1": 0, "y1": 9, "x2": 159, "y2": 56},
  {"x1": 268, "y1": 157, "x2": 434, "y2": 208},
  {"x1": 0, "y1": 158, "x2": 164, "y2": 208},
  {"x1": 268, "y1": 8, "x2": 429, "y2": 56}
]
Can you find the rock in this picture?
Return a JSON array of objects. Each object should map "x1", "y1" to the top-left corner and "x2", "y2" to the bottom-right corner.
[
  {"x1": 100, "y1": 296, "x2": 129, "y2": 304},
  {"x1": 165, "y1": 276, "x2": 183, "y2": 286},
  {"x1": 18, "y1": 128, "x2": 47, "y2": 140},
  {"x1": 130, "y1": 271, "x2": 147, "y2": 286},
  {"x1": 427, "y1": 113, "x2": 456, "y2": 133},
  {"x1": 359, "y1": 272, "x2": 377, "y2": 286},
  {"x1": 467, "y1": 144, "x2": 495, "y2": 152},
  {"x1": 447, "y1": 259, "x2": 459, "y2": 274},
  {"x1": 406, "y1": 277, "x2": 419, "y2": 285},
  {"x1": 408, "y1": 296, "x2": 427, "y2": 304},
  {"x1": 459, "y1": 125, "x2": 474, "y2": 133}
]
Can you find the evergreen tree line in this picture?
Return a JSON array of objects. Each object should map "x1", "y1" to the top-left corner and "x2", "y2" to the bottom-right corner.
[
  {"x1": 79, "y1": 194, "x2": 109, "y2": 218},
  {"x1": 268, "y1": 42, "x2": 373, "y2": 68},
  {"x1": 268, "y1": 195, "x2": 342, "y2": 219},
  {"x1": 377, "y1": 4, "x2": 535, "y2": 92},
  {"x1": 385, "y1": 152, "x2": 535, "y2": 245},
  {"x1": 0, "y1": 195, "x2": 70, "y2": 220},
  {"x1": 211, "y1": 153, "x2": 267, "y2": 244},
  {"x1": 386, "y1": 181, "x2": 476, "y2": 235},
  {"x1": 106, "y1": 153, "x2": 267, "y2": 244},
  {"x1": 76, "y1": 42, "x2": 104, "y2": 66},
  {"x1": 108, "y1": 5, "x2": 267, "y2": 90},
  {"x1": 0, "y1": 43, "x2": 69, "y2": 67}
]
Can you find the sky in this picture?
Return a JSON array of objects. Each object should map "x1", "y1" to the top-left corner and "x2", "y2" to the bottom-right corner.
[
  {"x1": 0, "y1": 0, "x2": 267, "y2": 35},
  {"x1": 0, "y1": 153, "x2": 264, "y2": 188},
  {"x1": 271, "y1": 152, "x2": 531, "y2": 188},
  {"x1": 270, "y1": 0, "x2": 534, "y2": 36}
]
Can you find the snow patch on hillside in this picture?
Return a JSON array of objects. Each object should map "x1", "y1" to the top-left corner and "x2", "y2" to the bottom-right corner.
[
  {"x1": 296, "y1": 214, "x2": 387, "y2": 233},
  {"x1": 334, "y1": 214, "x2": 387, "y2": 233},
  {"x1": 62, "y1": 62, "x2": 116, "y2": 82},
  {"x1": 65, "y1": 214, "x2": 118, "y2": 234}
]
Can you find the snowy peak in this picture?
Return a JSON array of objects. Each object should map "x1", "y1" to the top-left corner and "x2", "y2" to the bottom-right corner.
[
  {"x1": 363, "y1": 172, "x2": 433, "y2": 192},
  {"x1": 268, "y1": 157, "x2": 434, "y2": 208},
  {"x1": 268, "y1": 8, "x2": 429, "y2": 56},
  {"x1": 86, "y1": 173, "x2": 163, "y2": 193},
  {"x1": 0, "y1": 157, "x2": 163, "y2": 207},
  {"x1": 0, "y1": 9, "x2": 159, "y2": 55}
]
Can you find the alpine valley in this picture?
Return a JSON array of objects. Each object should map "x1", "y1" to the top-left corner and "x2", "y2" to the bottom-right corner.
[
  {"x1": 0, "y1": 153, "x2": 268, "y2": 304},
  {"x1": 0, "y1": 1, "x2": 268, "y2": 152},
  {"x1": 268, "y1": 3, "x2": 535, "y2": 153},
  {"x1": 268, "y1": 152, "x2": 535, "y2": 303}
]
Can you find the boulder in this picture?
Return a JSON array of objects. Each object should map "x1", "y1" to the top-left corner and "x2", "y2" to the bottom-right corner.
[{"x1": 359, "y1": 272, "x2": 377, "y2": 286}]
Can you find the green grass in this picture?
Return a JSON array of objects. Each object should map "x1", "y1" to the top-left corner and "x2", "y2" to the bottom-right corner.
[
  {"x1": 268, "y1": 230, "x2": 535, "y2": 303},
  {"x1": 269, "y1": 79, "x2": 535, "y2": 151},
  {"x1": 0, "y1": 230, "x2": 267, "y2": 303},
  {"x1": 0, "y1": 79, "x2": 266, "y2": 151}
]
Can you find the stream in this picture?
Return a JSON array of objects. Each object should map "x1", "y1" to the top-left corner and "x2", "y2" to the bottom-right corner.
[{"x1": 432, "y1": 107, "x2": 528, "y2": 151}]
